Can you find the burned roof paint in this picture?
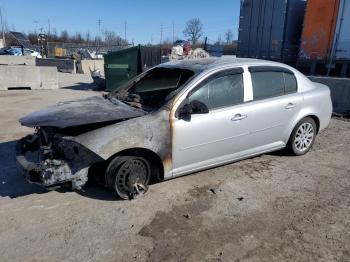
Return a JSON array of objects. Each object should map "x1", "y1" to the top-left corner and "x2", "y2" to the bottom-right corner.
[{"x1": 160, "y1": 57, "x2": 272, "y2": 73}]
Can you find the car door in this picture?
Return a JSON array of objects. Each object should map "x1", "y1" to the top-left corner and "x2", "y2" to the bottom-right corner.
[
  {"x1": 241, "y1": 66, "x2": 303, "y2": 149},
  {"x1": 172, "y1": 67, "x2": 254, "y2": 176}
]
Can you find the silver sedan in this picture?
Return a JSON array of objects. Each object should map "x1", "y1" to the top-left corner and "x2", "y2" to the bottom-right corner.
[{"x1": 17, "y1": 58, "x2": 332, "y2": 199}]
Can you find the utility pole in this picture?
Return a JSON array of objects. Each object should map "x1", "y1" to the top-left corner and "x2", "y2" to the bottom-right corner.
[
  {"x1": 97, "y1": 18, "x2": 102, "y2": 52},
  {"x1": 0, "y1": 8, "x2": 5, "y2": 47},
  {"x1": 160, "y1": 24, "x2": 163, "y2": 46},
  {"x1": 46, "y1": 19, "x2": 50, "y2": 57},
  {"x1": 98, "y1": 18, "x2": 102, "y2": 34},
  {"x1": 124, "y1": 21, "x2": 127, "y2": 46},
  {"x1": 47, "y1": 19, "x2": 51, "y2": 40},
  {"x1": 33, "y1": 20, "x2": 39, "y2": 33},
  {"x1": 172, "y1": 22, "x2": 175, "y2": 43},
  {"x1": 33, "y1": 20, "x2": 39, "y2": 45}
]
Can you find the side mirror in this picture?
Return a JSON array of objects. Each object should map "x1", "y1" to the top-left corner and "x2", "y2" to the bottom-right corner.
[
  {"x1": 190, "y1": 100, "x2": 209, "y2": 114},
  {"x1": 178, "y1": 103, "x2": 192, "y2": 121},
  {"x1": 178, "y1": 100, "x2": 209, "y2": 121}
]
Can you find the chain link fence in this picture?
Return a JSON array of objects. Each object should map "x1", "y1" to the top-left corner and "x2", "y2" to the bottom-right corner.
[{"x1": 46, "y1": 42, "x2": 133, "y2": 57}]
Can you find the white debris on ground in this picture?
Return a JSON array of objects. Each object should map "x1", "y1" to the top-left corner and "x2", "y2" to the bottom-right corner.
[{"x1": 170, "y1": 46, "x2": 210, "y2": 60}]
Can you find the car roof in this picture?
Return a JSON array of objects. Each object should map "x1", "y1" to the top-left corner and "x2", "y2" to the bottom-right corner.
[{"x1": 160, "y1": 57, "x2": 288, "y2": 73}]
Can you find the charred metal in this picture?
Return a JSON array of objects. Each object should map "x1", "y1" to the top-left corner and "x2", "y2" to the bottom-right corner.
[{"x1": 16, "y1": 128, "x2": 104, "y2": 189}]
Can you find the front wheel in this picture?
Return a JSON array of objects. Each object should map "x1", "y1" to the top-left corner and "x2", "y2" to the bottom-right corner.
[
  {"x1": 287, "y1": 117, "x2": 317, "y2": 156},
  {"x1": 106, "y1": 156, "x2": 151, "y2": 200}
]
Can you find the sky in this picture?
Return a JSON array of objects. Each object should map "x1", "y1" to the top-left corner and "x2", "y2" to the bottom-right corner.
[{"x1": 0, "y1": 0, "x2": 241, "y2": 44}]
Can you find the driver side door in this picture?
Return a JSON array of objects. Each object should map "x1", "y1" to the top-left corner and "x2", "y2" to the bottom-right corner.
[{"x1": 172, "y1": 68, "x2": 251, "y2": 176}]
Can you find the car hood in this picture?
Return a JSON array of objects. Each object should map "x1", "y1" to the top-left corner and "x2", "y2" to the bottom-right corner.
[{"x1": 20, "y1": 96, "x2": 146, "y2": 129}]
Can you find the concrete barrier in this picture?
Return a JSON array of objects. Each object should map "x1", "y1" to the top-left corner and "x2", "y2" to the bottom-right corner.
[
  {"x1": 77, "y1": 59, "x2": 104, "y2": 74},
  {"x1": 0, "y1": 55, "x2": 36, "y2": 66},
  {"x1": 309, "y1": 76, "x2": 350, "y2": 115},
  {"x1": 36, "y1": 58, "x2": 76, "y2": 73},
  {"x1": 0, "y1": 65, "x2": 58, "y2": 90}
]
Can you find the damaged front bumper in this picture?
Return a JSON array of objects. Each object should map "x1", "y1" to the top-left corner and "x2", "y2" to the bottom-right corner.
[{"x1": 16, "y1": 134, "x2": 102, "y2": 189}]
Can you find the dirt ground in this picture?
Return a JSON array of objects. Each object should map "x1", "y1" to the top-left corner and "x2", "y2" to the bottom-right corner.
[{"x1": 0, "y1": 73, "x2": 349, "y2": 262}]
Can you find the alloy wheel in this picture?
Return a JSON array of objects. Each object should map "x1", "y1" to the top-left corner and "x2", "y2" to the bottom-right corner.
[{"x1": 294, "y1": 122, "x2": 314, "y2": 152}]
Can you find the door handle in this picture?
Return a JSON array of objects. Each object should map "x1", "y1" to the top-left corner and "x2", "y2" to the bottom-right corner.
[
  {"x1": 285, "y1": 103, "x2": 296, "y2": 109},
  {"x1": 231, "y1": 114, "x2": 247, "y2": 121}
]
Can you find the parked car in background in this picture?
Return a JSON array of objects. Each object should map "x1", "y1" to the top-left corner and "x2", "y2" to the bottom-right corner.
[
  {"x1": 174, "y1": 40, "x2": 191, "y2": 47},
  {"x1": 23, "y1": 48, "x2": 42, "y2": 58},
  {"x1": 0, "y1": 46, "x2": 42, "y2": 58},
  {"x1": 16, "y1": 58, "x2": 332, "y2": 199},
  {"x1": 0, "y1": 46, "x2": 22, "y2": 56}
]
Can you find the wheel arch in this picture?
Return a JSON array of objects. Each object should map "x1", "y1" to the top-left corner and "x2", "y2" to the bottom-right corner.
[
  {"x1": 105, "y1": 147, "x2": 165, "y2": 183},
  {"x1": 287, "y1": 114, "x2": 320, "y2": 142},
  {"x1": 307, "y1": 114, "x2": 320, "y2": 133}
]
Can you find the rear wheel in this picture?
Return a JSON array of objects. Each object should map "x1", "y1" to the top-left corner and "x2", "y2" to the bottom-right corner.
[
  {"x1": 287, "y1": 117, "x2": 317, "y2": 156},
  {"x1": 106, "y1": 156, "x2": 150, "y2": 200}
]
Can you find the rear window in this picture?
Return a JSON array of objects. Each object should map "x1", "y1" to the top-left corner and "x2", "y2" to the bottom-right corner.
[{"x1": 251, "y1": 69, "x2": 297, "y2": 100}]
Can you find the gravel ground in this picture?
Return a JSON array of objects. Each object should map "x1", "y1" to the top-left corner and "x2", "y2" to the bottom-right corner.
[{"x1": 0, "y1": 74, "x2": 349, "y2": 262}]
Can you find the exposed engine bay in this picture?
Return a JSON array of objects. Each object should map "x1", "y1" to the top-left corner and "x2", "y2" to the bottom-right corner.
[
  {"x1": 16, "y1": 127, "x2": 104, "y2": 189},
  {"x1": 16, "y1": 95, "x2": 149, "y2": 189},
  {"x1": 110, "y1": 67, "x2": 195, "y2": 111}
]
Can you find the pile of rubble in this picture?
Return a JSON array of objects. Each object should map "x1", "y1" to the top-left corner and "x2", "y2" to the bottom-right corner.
[{"x1": 169, "y1": 46, "x2": 210, "y2": 61}]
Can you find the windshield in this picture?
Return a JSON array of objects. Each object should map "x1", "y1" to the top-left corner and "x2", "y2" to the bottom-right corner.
[{"x1": 110, "y1": 67, "x2": 195, "y2": 111}]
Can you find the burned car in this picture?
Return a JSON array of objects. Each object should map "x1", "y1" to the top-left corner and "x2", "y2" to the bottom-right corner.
[{"x1": 17, "y1": 58, "x2": 332, "y2": 199}]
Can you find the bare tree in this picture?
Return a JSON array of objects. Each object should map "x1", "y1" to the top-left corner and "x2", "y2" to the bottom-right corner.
[
  {"x1": 183, "y1": 18, "x2": 203, "y2": 45},
  {"x1": 27, "y1": 32, "x2": 37, "y2": 44},
  {"x1": 103, "y1": 30, "x2": 126, "y2": 47},
  {"x1": 52, "y1": 28, "x2": 58, "y2": 42},
  {"x1": 225, "y1": 29, "x2": 233, "y2": 44},
  {"x1": 85, "y1": 32, "x2": 91, "y2": 44},
  {"x1": 60, "y1": 30, "x2": 69, "y2": 42},
  {"x1": 24, "y1": 27, "x2": 127, "y2": 46},
  {"x1": 74, "y1": 32, "x2": 83, "y2": 43},
  {"x1": 217, "y1": 34, "x2": 222, "y2": 45}
]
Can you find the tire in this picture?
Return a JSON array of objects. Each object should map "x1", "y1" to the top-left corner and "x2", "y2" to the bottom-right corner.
[
  {"x1": 106, "y1": 156, "x2": 151, "y2": 200},
  {"x1": 287, "y1": 117, "x2": 317, "y2": 156}
]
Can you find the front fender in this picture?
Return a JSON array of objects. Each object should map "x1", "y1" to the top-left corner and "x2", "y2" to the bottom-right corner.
[{"x1": 74, "y1": 109, "x2": 172, "y2": 173}]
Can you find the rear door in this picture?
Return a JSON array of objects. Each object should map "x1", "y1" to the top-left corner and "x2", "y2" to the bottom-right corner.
[{"x1": 243, "y1": 66, "x2": 302, "y2": 147}]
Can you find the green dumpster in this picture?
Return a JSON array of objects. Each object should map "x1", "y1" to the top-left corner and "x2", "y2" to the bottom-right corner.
[
  {"x1": 104, "y1": 45, "x2": 161, "y2": 92},
  {"x1": 104, "y1": 46, "x2": 140, "y2": 92}
]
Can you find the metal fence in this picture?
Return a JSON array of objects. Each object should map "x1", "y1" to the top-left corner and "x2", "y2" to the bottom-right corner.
[{"x1": 46, "y1": 42, "x2": 133, "y2": 57}]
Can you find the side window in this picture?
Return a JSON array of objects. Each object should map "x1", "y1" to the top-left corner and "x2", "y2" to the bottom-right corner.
[
  {"x1": 189, "y1": 73, "x2": 244, "y2": 110},
  {"x1": 284, "y1": 73, "x2": 297, "y2": 94},
  {"x1": 251, "y1": 69, "x2": 297, "y2": 100},
  {"x1": 251, "y1": 71, "x2": 285, "y2": 100}
]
